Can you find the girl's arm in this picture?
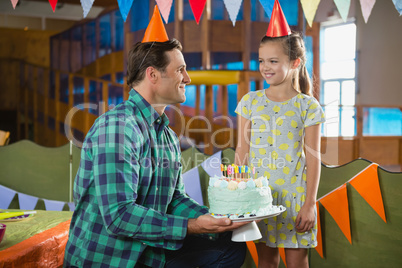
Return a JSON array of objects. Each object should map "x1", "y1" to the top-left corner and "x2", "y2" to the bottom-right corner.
[
  {"x1": 295, "y1": 123, "x2": 321, "y2": 232},
  {"x1": 234, "y1": 115, "x2": 251, "y2": 166}
]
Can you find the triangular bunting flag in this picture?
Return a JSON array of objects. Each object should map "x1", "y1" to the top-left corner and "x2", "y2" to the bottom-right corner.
[
  {"x1": 349, "y1": 163, "x2": 386, "y2": 223},
  {"x1": 18, "y1": 193, "x2": 39, "y2": 210},
  {"x1": 11, "y1": 0, "x2": 18, "y2": 9},
  {"x1": 68, "y1": 202, "x2": 76, "y2": 211},
  {"x1": 223, "y1": 0, "x2": 244, "y2": 26},
  {"x1": 0, "y1": 185, "x2": 17, "y2": 209},
  {"x1": 44, "y1": 199, "x2": 65, "y2": 211},
  {"x1": 117, "y1": 0, "x2": 135, "y2": 22},
  {"x1": 48, "y1": 0, "x2": 57, "y2": 12},
  {"x1": 156, "y1": 0, "x2": 174, "y2": 23},
  {"x1": 182, "y1": 167, "x2": 204, "y2": 205},
  {"x1": 201, "y1": 150, "x2": 222, "y2": 177},
  {"x1": 300, "y1": 0, "x2": 320, "y2": 27},
  {"x1": 266, "y1": 0, "x2": 291, "y2": 37},
  {"x1": 246, "y1": 241, "x2": 258, "y2": 266},
  {"x1": 142, "y1": 5, "x2": 169, "y2": 43},
  {"x1": 359, "y1": 0, "x2": 376, "y2": 23},
  {"x1": 392, "y1": 0, "x2": 402, "y2": 15},
  {"x1": 279, "y1": 247, "x2": 287, "y2": 267},
  {"x1": 189, "y1": 0, "x2": 207, "y2": 24},
  {"x1": 80, "y1": 0, "x2": 94, "y2": 18},
  {"x1": 259, "y1": 0, "x2": 275, "y2": 18},
  {"x1": 314, "y1": 202, "x2": 324, "y2": 258},
  {"x1": 334, "y1": 0, "x2": 351, "y2": 22},
  {"x1": 319, "y1": 183, "x2": 352, "y2": 244}
]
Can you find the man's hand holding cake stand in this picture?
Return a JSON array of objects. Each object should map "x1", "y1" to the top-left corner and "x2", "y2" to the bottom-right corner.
[{"x1": 187, "y1": 214, "x2": 253, "y2": 234}]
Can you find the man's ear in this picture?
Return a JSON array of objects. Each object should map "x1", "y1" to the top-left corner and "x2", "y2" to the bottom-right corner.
[
  {"x1": 292, "y1": 58, "x2": 301, "y2": 69},
  {"x1": 146, "y1": 66, "x2": 158, "y2": 84}
]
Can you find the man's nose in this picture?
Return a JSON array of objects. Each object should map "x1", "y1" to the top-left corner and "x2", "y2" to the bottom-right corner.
[{"x1": 183, "y1": 70, "x2": 191, "y2": 84}]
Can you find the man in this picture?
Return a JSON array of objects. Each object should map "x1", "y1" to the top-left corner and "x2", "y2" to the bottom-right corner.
[{"x1": 64, "y1": 39, "x2": 248, "y2": 268}]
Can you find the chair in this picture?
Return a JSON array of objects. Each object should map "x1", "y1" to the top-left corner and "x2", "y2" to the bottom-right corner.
[{"x1": 0, "y1": 130, "x2": 10, "y2": 146}]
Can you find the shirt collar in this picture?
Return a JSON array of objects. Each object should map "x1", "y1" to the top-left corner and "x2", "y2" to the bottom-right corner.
[{"x1": 129, "y1": 88, "x2": 170, "y2": 129}]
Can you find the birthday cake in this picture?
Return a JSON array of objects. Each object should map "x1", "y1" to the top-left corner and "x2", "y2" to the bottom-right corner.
[{"x1": 208, "y1": 165, "x2": 277, "y2": 219}]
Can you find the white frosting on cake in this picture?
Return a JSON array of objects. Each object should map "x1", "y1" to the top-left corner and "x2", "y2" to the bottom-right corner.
[{"x1": 208, "y1": 175, "x2": 273, "y2": 219}]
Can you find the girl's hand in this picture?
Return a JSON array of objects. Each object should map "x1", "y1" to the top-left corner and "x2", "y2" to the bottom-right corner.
[{"x1": 295, "y1": 203, "x2": 315, "y2": 233}]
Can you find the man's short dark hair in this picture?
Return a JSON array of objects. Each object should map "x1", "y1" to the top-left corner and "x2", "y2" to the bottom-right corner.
[{"x1": 126, "y1": 39, "x2": 183, "y2": 87}]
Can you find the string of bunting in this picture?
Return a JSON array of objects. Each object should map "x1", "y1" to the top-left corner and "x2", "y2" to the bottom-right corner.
[
  {"x1": 8, "y1": 0, "x2": 402, "y2": 24},
  {"x1": 0, "y1": 184, "x2": 75, "y2": 212},
  {"x1": 313, "y1": 163, "x2": 386, "y2": 259}
]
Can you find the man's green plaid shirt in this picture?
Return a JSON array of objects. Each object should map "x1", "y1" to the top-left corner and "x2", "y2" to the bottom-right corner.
[{"x1": 64, "y1": 89, "x2": 208, "y2": 268}]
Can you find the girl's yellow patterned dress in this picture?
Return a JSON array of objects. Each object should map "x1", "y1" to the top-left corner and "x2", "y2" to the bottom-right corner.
[{"x1": 235, "y1": 90, "x2": 325, "y2": 248}]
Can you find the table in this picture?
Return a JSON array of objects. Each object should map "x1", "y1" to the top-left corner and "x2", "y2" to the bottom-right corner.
[{"x1": 0, "y1": 209, "x2": 73, "y2": 267}]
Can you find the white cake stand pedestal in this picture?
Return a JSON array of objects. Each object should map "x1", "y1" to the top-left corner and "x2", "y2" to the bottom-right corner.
[
  {"x1": 230, "y1": 206, "x2": 287, "y2": 242},
  {"x1": 231, "y1": 221, "x2": 261, "y2": 242}
]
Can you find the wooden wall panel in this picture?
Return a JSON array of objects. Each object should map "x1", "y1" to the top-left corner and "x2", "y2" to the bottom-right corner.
[
  {"x1": 129, "y1": 29, "x2": 146, "y2": 46},
  {"x1": 59, "y1": 40, "x2": 70, "y2": 72},
  {"x1": 27, "y1": 91, "x2": 34, "y2": 110},
  {"x1": 70, "y1": 41, "x2": 82, "y2": 73},
  {"x1": 58, "y1": 102, "x2": 70, "y2": 123},
  {"x1": 360, "y1": 138, "x2": 400, "y2": 165},
  {"x1": 0, "y1": 28, "x2": 56, "y2": 68},
  {"x1": 250, "y1": 22, "x2": 268, "y2": 51},
  {"x1": 47, "y1": 99, "x2": 56, "y2": 117},
  {"x1": 321, "y1": 138, "x2": 355, "y2": 166},
  {"x1": 0, "y1": 60, "x2": 19, "y2": 110},
  {"x1": 37, "y1": 96, "x2": 45, "y2": 114},
  {"x1": 88, "y1": 114, "x2": 98, "y2": 132},
  {"x1": 338, "y1": 139, "x2": 355, "y2": 164},
  {"x1": 209, "y1": 21, "x2": 242, "y2": 52},
  {"x1": 165, "y1": 23, "x2": 175, "y2": 39},
  {"x1": 77, "y1": 51, "x2": 124, "y2": 78},
  {"x1": 182, "y1": 21, "x2": 202, "y2": 52},
  {"x1": 69, "y1": 109, "x2": 87, "y2": 133}
]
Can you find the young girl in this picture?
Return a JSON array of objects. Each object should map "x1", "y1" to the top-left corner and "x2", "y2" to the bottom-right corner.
[{"x1": 235, "y1": 32, "x2": 325, "y2": 268}]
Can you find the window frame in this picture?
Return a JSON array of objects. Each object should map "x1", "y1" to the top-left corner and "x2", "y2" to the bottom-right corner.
[{"x1": 319, "y1": 20, "x2": 358, "y2": 137}]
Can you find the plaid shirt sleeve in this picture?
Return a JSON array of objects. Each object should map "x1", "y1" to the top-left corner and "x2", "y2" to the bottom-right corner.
[{"x1": 91, "y1": 116, "x2": 187, "y2": 249}]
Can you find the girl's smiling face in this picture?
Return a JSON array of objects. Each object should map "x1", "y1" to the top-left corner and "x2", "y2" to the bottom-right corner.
[{"x1": 258, "y1": 41, "x2": 295, "y2": 86}]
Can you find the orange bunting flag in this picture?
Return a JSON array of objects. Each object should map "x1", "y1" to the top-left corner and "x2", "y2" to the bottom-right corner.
[
  {"x1": 314, "y1": 202, "x2": 324, "y2": 258},
  {"x1": 279, "y1": 247, "x2": 287, "y2": 267},
  {"x1": 349, "y1": 163, "x2": 386, "y2": 223},
  {"x1": 48, "y1": 0, "x2": 57, "y2": 12},
  {"x1": 246, "y1": 241, "x2": 258, "y2": 266},
  {"x1": 319, "y1": 183, "x2": 352, "y2": 244},
  {"x1": 142, "y1": 5, "x2": 169, "y2": 43}
]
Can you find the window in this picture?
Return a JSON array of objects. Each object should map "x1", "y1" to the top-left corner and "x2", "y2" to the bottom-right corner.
[{"x1": 320, "y1": 22, "x2": 357, "y2": 137}]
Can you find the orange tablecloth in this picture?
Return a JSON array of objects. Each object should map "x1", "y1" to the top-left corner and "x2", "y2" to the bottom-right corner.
[
  {"x1": 0, "y1": 210, "x2": 72, "y2": 268},
  {"x1": 0, "y1": 220, "x2": 71, "y2": 268}
]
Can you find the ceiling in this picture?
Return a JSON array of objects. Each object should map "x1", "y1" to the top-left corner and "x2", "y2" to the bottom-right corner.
[{"x1": 0, "y1": 0, "x2": 115, "y2": 30}]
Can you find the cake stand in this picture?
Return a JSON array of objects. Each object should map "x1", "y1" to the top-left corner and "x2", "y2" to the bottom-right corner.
[{"x1": 231, "y1": 206, "x2": 286, "y2": 242}]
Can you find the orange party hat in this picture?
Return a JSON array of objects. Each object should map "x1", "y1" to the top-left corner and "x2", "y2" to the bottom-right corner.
[
  {"x1": 142, "y1": 5, "x2": 169, "y2": 43},
  {"x1": 266, "y1": 0, "x2": 291, "y2": 37}
]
